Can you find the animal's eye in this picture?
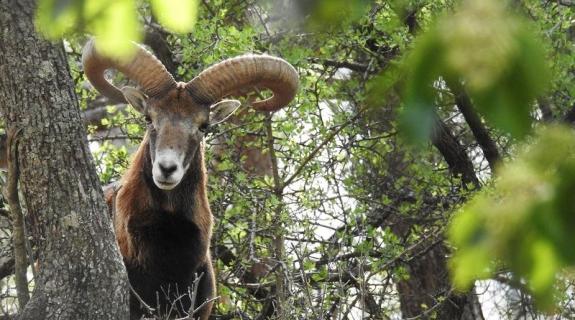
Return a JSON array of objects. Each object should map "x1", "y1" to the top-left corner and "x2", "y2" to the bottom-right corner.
[
  {"x1": 144, "y1": 115, "x2": 152, "y2": 125},
  {"x1": 198, "y1": 123, "x2": 210, "y2": 134}
]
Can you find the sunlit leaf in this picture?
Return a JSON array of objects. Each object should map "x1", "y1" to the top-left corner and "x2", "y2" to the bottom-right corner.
[
  {"x1": 448, "y1": 125, "x2": 575, "y2": 310},
  {"x1": 36, "y1": 0, "x2": 78, "y2": 38},
  {"x1": 529, "y1": 239, "x2": 558, "y2": 298},
  {"x1": 85, "y1": 0, "x2": 141, "y2": 59},
  {"x1": 37, "y1": 0, "x2": 140, "y2": 58},
  {"x1": 36, "y1": 0, "x2": 198, "y2": 58},
  {"x1": 150, "y1": 0, "x2": 199, "y2": 33},
  {"x1": 402, "y1": 0, "x2": 549, "y2": 143}
]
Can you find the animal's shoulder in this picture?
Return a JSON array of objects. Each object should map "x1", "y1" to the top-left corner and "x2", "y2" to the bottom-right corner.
[{"x1": 102, "y1": 181, "x2": 122, "y2": 218}]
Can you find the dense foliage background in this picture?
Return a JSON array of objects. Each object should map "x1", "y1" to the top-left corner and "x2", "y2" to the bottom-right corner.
[{"x1": 2, "y1": 0, "x2": 575, "y2": 319}]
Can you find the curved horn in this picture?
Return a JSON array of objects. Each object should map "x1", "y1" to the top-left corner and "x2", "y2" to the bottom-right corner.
[
  {"x1": 186, "y1": 55, "x2": 298, "y2": 112},
  {"x1": 82, "y1": 39, "x2": 176, "y2": 104}
]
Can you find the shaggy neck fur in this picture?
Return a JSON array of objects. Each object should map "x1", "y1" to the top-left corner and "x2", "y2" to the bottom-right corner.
[
  {"x1": 115, "y1": 133, "x2": 213, "y2": 263},
  {"x1": 114, "y1": 133, "x2": 215, "y2": 319}
]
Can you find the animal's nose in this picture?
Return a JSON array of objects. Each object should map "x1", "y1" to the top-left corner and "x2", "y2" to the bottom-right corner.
[{"x1": 159, "y1": 162, "x2": 178, "y2": 177}]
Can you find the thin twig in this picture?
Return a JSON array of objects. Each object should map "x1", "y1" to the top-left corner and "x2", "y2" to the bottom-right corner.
[
  {"x1": 252, "y1": 4, "x2": 272, "y2": 39},
  {"x1": 175, "y1": 296, "x2": 221, "y2": 320},
  {"x1": 193, "y1": 296, "x2": 220, "y2": 316},
  {"x1": 187, "y1": 272, "x2": 204, "y2": 319},
  {"x1": 264, "y1": 112, "x2": 287, "y2": 316},
  {"x1": 129, "y1": 283, "x2": 155, "y2": 315},
  {"x1": 283, "y1": 111, "x2": 363, "y2": 188}
]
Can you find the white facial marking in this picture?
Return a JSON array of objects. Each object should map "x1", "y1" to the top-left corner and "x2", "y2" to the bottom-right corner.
[{"x1": 152, "y1": 149, "x2": 187, "y2": 190}]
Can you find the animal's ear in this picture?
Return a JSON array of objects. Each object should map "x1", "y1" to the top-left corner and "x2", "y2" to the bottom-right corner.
[
  {"x1": 121, "y1": 86, "x2": 147, "y2": 113},
  {"x1": 209, "y1": 99, "x2": 241, "y2": 125}
]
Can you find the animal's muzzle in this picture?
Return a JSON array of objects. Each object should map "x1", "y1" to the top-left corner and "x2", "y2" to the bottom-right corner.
[{"x1": 152, "y1": 150, "x2": 186, "y2": 190}]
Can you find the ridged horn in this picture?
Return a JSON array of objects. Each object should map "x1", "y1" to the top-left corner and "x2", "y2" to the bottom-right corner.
[
  {"x1": 82, "y1": 39, "x2": 176, "y2": 104},
  {"x1": 186, "y1": 55, "x2": 298, "y2": 112}
]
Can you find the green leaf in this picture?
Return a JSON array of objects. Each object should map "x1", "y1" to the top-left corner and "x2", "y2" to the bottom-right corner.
[
  {"x1": 448, "y1": 125, "x2": 575, "y2": 310},
  {"x1": 401, "y1": 28, "x2": 444, "y2": 144},
  {"x1": 150, "y1": 0, "x2": 199, "y2": 33},
  {"x1": 303, "y1": 0, "x2": 370, "y2": 31},
  {"x1": 36, "y1": 0, "x2": 78, "y2": 38},
  {"x1": 37, "y1": 0, "x2": 141, "y2": 59},
  {"x1": 36, "y1": 0, "x2": 198, "y2": 58},
  {"x1": 86, "y1": 0, "x2": 141, "y2": 59},
  {"x1": 529, "y1": 239, "x2": 558, "y2": 298},
  {"x1": 401, "y1": 0, "x2": 549, "y2": 142}
]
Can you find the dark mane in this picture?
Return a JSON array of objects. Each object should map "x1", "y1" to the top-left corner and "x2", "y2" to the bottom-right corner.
[{"x1": 108, "y1": 136, "x2": 214, "y2": 319}]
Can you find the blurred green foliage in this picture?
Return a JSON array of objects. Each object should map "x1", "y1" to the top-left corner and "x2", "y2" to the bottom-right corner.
[
  {"x1": 36, "y1": 0, "x2": 198, "y2": 58},
  {"x1": 449, "y1": 126, "x2": 575, "y2": 310},
  {"x1": 298, "y1": 0, "x2": 371, "y2": 30},
  {"x1": 150, "y1": 0, "x2": 199, "y2": 33},
  {"x1": 402, "y1": 0, "x2": 549, "y2": 142}
]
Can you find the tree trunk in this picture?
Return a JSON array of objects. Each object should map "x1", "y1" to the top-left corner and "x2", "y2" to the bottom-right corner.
[
  {"x1": 358, "y1": 110, "x2": 484, "y2": 319},
  {"x1": 0, "y1": 0, "x2": 129, "y2": 319},
  {"x1": 392, "y1": 117, "x2": 485, "y2": 320},
  {"x1": 396, "y1": 243, "x2": 484, "y2": 320}
]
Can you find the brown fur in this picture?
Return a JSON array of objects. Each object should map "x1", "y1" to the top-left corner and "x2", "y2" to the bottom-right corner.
[
  {"x1": 191, "y1": 143, "x2": 213, "y2": 241},
  {"x1": 114, "y1": 136, "x2": 153, "y2": 262},
  {"x1": 106, "y1": 133, "x2": 214, "y2": 320},
  {"x1": 83, "y1": 44, "x2": 298, "y2": 320},
  {"x1": 113, "y1": 137, "x2": 213, "y2": 263}
]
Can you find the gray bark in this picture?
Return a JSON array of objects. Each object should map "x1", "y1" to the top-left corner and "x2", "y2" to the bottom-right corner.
[
  {"x1": 4, "y1": 128, "x2": 30, "y2": 308},
  {"x1": 0, "y1": 0, "x2": 129, "y2": 319}
]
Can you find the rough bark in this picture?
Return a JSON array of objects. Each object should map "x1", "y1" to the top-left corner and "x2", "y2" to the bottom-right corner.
[
  {"x1": 390, "y1": 116, "x2": 484, "y2": 320},
  {"x1": 395, "y1": 242, "x2": 484, "y2": 320},
  {"x1": 4, "y1": 128, "x2": 30, "y2": 308},
  {"x1": 395, "y1": 116, "x2": 484, "y2": 320},
  {"x1": 0, "y1": 0, "x2": 129, "y2": 319},
  {"x1": 431, "y1": 115, "x2": 481, "y2": 189}
]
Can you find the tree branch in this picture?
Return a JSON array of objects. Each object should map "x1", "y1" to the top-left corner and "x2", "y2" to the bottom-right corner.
[
  {"x1": 431, "y1": 114, "x2": 481, "y2": 188},
  {"x1": 308, "y1": 58, "x2": 370, "y2": 73},
  {"x1": 143, "y1": 27, "x2": 178, "y2": 78},
  {"x1": 3, "y1": 127, "x2": 29, "y2": 308},
  {"x1": 283, "y1": 112, "x2": 362, "y2": 188},
  {"x1": 448, "y1": 80, "x2": 501, "y2": 172},
  {"x1": 264, "y1": 113, "x2": 285, "y2": 317},
  {"x1": 557, "y1": 0, "x2": 575, "y2": 7}
]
